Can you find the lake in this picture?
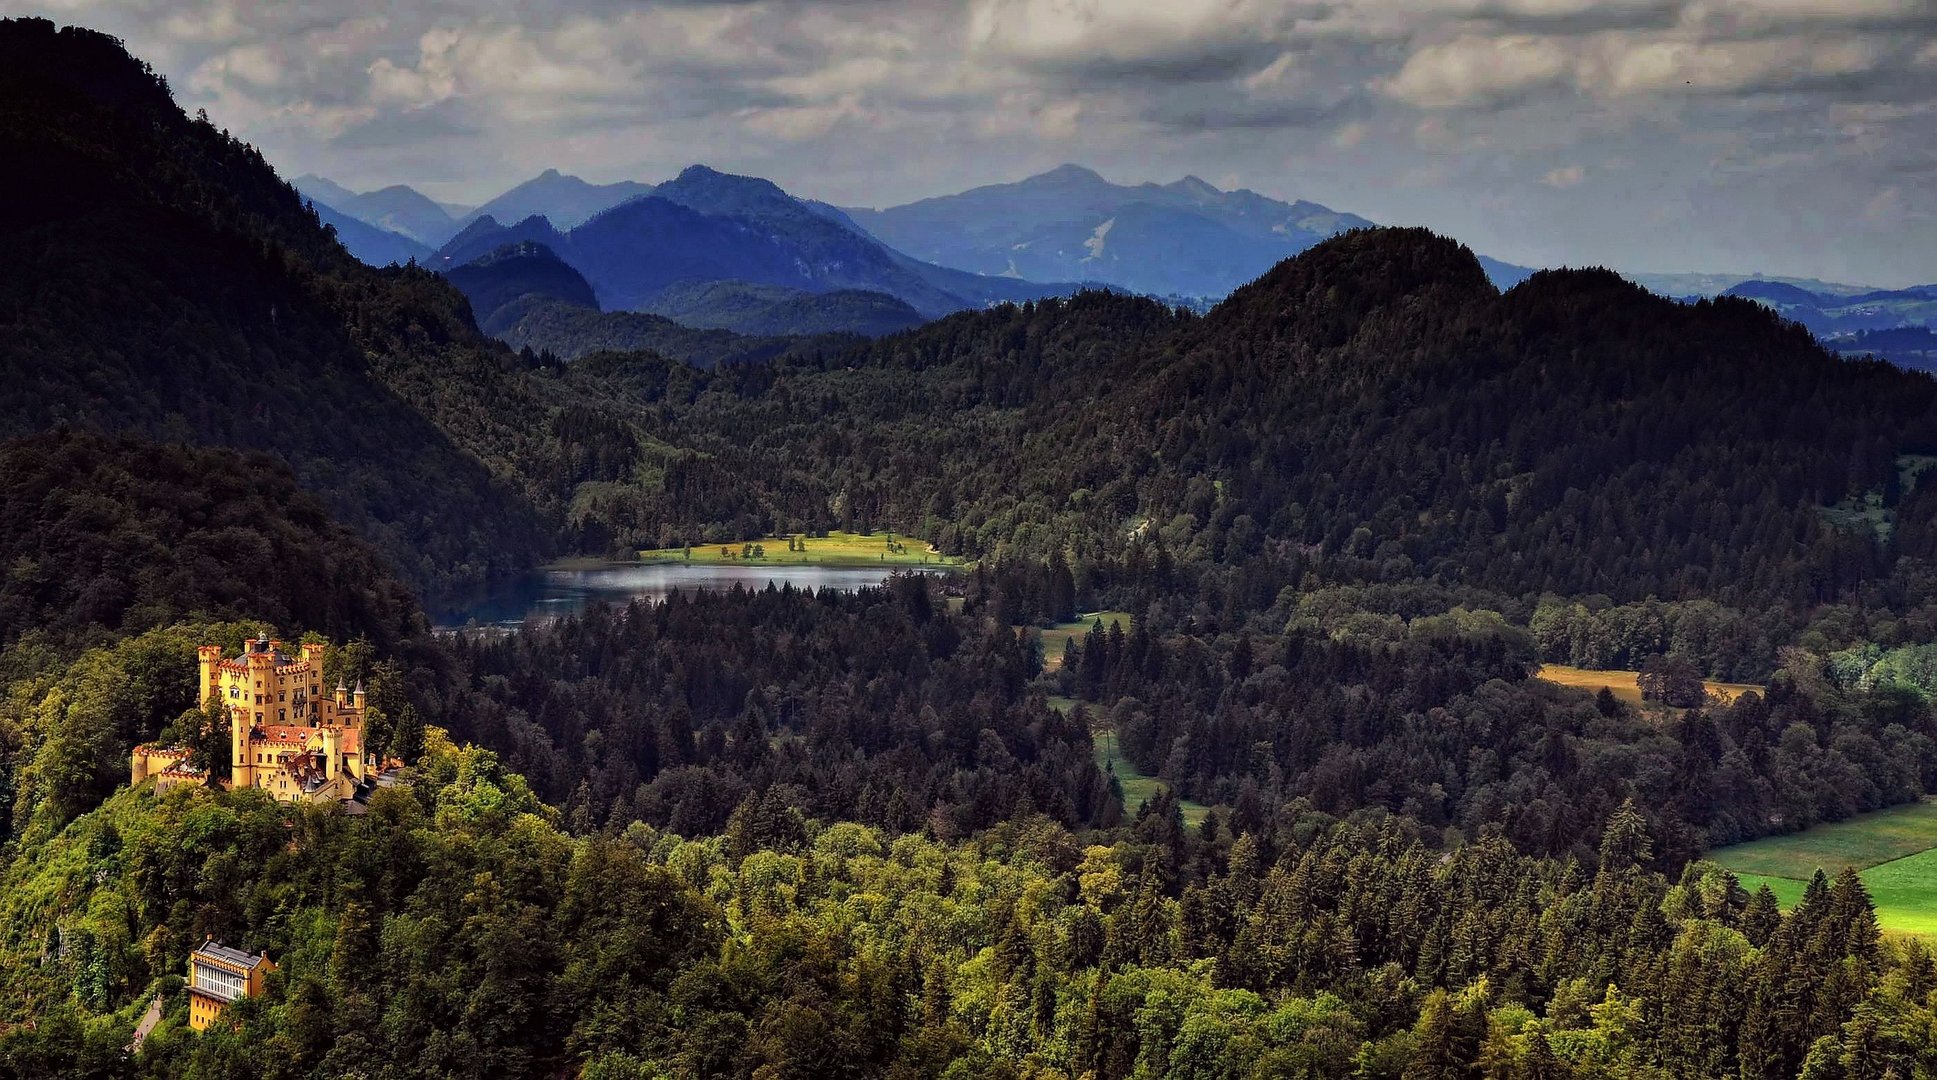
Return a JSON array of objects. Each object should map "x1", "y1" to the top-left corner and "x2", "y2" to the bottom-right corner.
[{"x1": 434, "y1": 561, "x2": 946, "y2": 630}]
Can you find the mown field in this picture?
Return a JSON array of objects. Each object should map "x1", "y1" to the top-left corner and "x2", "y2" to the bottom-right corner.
[
  {"x1": 1536, "y1": 664, "x2": 1763, "y2": 707},
  {"x1": 640, "y1": 530, "x2": 965, "y2": 568},
  {"x1": 1711, "y1": 799, "x2": 1937, "y2": 937}
]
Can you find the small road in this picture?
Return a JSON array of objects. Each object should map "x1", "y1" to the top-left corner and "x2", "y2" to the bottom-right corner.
[{"x1": 128, "y1": 995, "x2": 162, "y2": 1053}]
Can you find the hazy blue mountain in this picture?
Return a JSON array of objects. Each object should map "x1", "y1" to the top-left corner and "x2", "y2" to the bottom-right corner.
[
  {"x1": 336, "y1": 184, "x2": 458, "y2": 246},
  {"x1": 292, "y1": 173, "x2": 358, "y2": 208},
  {"x1": 435, "y1": 165, "x2": 1079, "y2": 324},
  {"x1": 436, "y1": 214, "x2": 570, "y2": 270},
  {"x1": 1724, "y1": 279, "x2": 1937, "y2": 336},
  {"x1": 843, "y1": 164, "x2": 1377, "y2": 298},
  {"x1": 1624, "y1": 270, "x2": 1877, "y2": 299},
  {"x1": 293, "y1": 175, "x2": 459, "y2": 246},
  {"x1": 443, "y1": 241, "x2": 598, "y2": 333},
  {"x1": 464, "y1": 169, "x2": 655, "y2": 230},
  {"x1": 1478, "y1": 256, "x2": 1537, "y2": 290},
  {"x1": 310, "y1": 201, "x2": 432, "y2": 266}
]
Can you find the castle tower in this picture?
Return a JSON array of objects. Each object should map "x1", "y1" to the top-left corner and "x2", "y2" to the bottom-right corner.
[
  {"x1": 197, "y1": 645, "x2": 224, "y2": 707},
  {"x1": 230, "y1": 699, "x2": 253, "y2": 790}
]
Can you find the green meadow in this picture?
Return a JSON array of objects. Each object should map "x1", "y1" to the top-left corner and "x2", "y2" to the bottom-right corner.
[
  {"x1": 1710, "y1": 799, "x2": 1937, "y2": 937},
  {"x1": 640, "y1": 530, "x2": 965, "y2": 568},
  {"x1": 1046, "y1": 690, "x2": 1211, "y2": 829}
]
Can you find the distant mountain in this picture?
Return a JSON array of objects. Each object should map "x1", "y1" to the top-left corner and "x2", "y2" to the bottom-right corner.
[
  {"x1": 337, "y1": 185, "x2": 458, "y2": 246},
  {"x1": 1625, "y1": 271, "x2": 1878, "y2": 300},
  {"x1": 444, "y1": 237, "x2": 919, "y2": 349},
  {"x1": 437, "y1": 214, "x2": 568, "y2": 270},
  {"x1": 434, "y1": 165, "x2": 1078, "y2": 327},
  {"x1": 292, "y1": 173, "x2": 357, "y2": 207},
  {"x1": 311, "y1": 201, "x2": 432, "y2": 266},
  {"x1": 293, "y1": 175, "x2": 459, "y2": 246},
  {"x1": 843, "y1": 164, "x2": 1378, "y2": 298},
  {"x1": 444, "y1": 241, "x2": 598, "y2": 333},
  {"x1": 1724, "y1": 279, "x2": 1937, "y2": 337},
  {"x1": 491, "y1": 298, "x2": 853, "y2": 366},
  {"x1": 464, "y1": 169, "x2": 655, "y2": 230}
]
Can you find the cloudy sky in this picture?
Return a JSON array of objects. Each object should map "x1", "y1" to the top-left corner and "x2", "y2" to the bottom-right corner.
[{"x1": 36, "y1": 0, "x2": 1937, "y2": 285}]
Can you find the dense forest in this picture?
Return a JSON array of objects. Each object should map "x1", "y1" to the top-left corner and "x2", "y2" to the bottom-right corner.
[
  {"x1": 8, "y1": 15, "x2": 1937, "y2": 1079},
  {"x1": 6, "y1": 729, "x2": 1936, "y2": 1079}
]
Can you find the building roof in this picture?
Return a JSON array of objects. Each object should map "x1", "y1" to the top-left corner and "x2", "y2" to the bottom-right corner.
[{"x1": 193, "y1": 941, "x2": 268, "y2": 971}]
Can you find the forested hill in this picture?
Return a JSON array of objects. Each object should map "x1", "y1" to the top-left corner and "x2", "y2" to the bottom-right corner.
[
  {"x1": 636, "y1": 228, "x2": 1937, "y2": 615},
  {"x1": 0, "y1": 18, "x2": 555, "y2": 604}
]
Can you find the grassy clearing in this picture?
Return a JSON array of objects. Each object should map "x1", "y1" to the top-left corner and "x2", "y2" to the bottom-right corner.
[
  {"x1": 1085, "y1": 723, "x2": 1210, "y2": 828},
  {"x1": 640, "y1": 530, "x2": 965, "y2": 569},
  {"x1": 1038, "y1": 611, "x2": 1133, "y2": 673},
  {"x1": 1710, "y1": 800, "x2": 1937, "y2": 879},
  {"x1": 1535, "y1": 664, "x2": 1762, "y2": 707},
  {"x1": 1734, "y1": 855, "x2": 1937, "y2": 939},
  {"x1": 1711, "y1": 799, "x2": 1937, "y2": 937},
  {"x1": 1820, "y1": 453, "x2": 1937, "y2": 543}
]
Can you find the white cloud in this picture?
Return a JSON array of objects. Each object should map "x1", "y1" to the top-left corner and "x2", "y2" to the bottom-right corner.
[
  {"x1": 1542, "y1": 163, "x2": 1588, "y2": 185},
  {"x1": 30, "y1": 0, "x2": 1937, "y2": 284},
  {"x1": 1382, "y1": 34, "x2": 1575, "y2": 108}
]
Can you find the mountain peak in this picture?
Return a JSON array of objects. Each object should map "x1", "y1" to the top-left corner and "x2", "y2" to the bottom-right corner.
[
  {"x1": 1169, "y1": 175, "x2": 1221, "y2": 198},
  {"x1": 1030, "y1": 164, "x2": 1108, "y2": 186},
  {"x1": 657, "y1": 165, "x2": 796, "y2": 216},
  {"x1": 1215, "y1": 227, "x2": 1493, "y2": 335}
]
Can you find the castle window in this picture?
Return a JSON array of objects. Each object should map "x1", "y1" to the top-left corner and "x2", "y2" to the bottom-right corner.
[{"x1": 279, "y1": 691, "x2": 286, "y2": 702}]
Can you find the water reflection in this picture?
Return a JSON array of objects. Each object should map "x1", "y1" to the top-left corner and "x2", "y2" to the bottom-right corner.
[{"x1": 436, "y1": 561, "x2": 946, "y2": 630}]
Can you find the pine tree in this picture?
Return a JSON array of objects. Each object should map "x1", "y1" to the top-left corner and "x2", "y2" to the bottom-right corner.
[
  {"x1": 1742, "y1": 885, "x2": 1781, "y2": 947},
  {"x1": 1405, "y1": 989, "x2": 1465, "y2": 1080},
  {"x1": 390, "y1": 703, "x2": 425, "y2": 764}
]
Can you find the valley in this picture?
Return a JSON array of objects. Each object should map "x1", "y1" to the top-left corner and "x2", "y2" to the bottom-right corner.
[{"x1": 3, "y1": 13, "x2": 1937, "y2": 1079}]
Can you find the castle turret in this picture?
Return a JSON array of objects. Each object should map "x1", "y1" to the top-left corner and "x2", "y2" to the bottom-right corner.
[
  {"x1": 197, "y1": 645, "x2": 224, "y2": 706},
  {"x1": 231, "y1": 700, "x2": 253, "y2": 789},
  {"x1": 352, "y1": 681, "x2": 366, "y2": 712}
]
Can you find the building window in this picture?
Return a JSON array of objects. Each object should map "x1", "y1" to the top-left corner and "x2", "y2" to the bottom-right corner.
[{"x1": 192, "y1": 962, "x2": 244, "y2": 1001}]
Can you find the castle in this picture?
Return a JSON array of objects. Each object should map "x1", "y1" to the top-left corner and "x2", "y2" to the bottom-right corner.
[{"x1": 131, "y1": 636, "x2": 382, "y2": 806}]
